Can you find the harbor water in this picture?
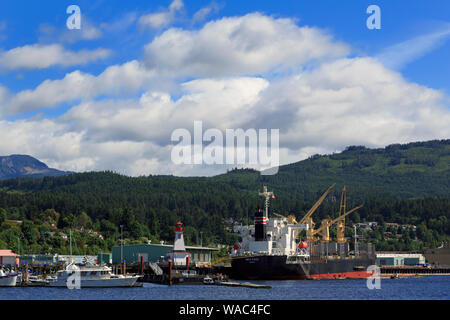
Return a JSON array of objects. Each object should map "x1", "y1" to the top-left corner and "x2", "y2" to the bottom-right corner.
[{"x1": 1, "y1": 275, "x2": 449, "y2": 300}]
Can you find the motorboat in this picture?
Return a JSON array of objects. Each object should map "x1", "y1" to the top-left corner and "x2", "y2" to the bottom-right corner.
[
  {"x1": 203, "y1": 276, "x2": 214, "y2": 285},
  {"x1": 28, "y1": 275, "x2": 54, "y2": 285},
  {"x1": 0, "y1": 269, "x2": 17, "y2": 287},
  {"x1": 48, "y1": 263, "x2": 141, "y2": 288},
  {"x1": 48, "y1": 229, "x2": 141, "y2": 288}
]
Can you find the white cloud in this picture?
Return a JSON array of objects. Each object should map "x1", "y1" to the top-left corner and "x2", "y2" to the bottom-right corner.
[
  {"x1": 3, "y1": 60, "x2": 156, "y2": 115},
  {"x1": 169, "y1": 0, "x2": 184, "y2": 12},
  {"x1": 1, "y1": 56, "x2": 449, "y2": 176},
  {"x1": 376, "y1": 23, "x2": 450, "y2": 70},
  {"x1": 248, "y1": 57, "x2": 450, "y2": 158},
  {"x1": 0, "y1": 13, "x2": 449, "y2": 177},
  {"x1": 0, "y1": 118, "x2": 178, "y2": 175},
  {"x1": 39, "y1": 18, "x2": 103, "y2": 44},
  {"x1": 100, "y1": 12, "x2": 138, "y2": 33},
  {"x1": 1, "y1": 13, "x2": 348, "y2": 115},
  {"x1": 138, "y1": 0, "x2": 184, "y2": 29},
  {"x1": 0, "y1": 44, "x2": 111, "y2": 71},
  {"x1": 192, "y1": 2, "x2": 223, "y2": 24},
  {"x1": 144, "y1": 13, "x2": 349, "y2": 77},
  {"x1": 59, "y1": 77, "x2": 269, "y2": 146},
  {"x1": 11, "y1": 58, "x2": 444, "y2": 176}
]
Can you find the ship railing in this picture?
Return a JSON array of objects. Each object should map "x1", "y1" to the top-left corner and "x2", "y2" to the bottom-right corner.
[
  {"x1": 149, "y1": 262, "x2": 164, "y2": 276},
  {"x1": 271, "y1": 249, "x2": 286, "y2": 256},
  {"x1": 286, "y1": 256, "x2": 310, "y2": 264}
]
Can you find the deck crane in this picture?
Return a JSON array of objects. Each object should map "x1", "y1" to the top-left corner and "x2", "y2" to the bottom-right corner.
[
  {"x1": 337, "y1": 186, "x2": 347, "y2": 243},
  {"x1": 295, "y1": 184, "x2": 335, "y2": 241},
  {"x1": 204, "y1": 255, "x2": 231, "y2": 268},
  {"x1": 298, "y1": 184, "x2": 336, "y2": 225},
  {"x1": 272, "y1": 212, "x2": 298, "y2": 225},
  {"x1": 272, "y1": 184, "x2": 337, "y2": 242},
  {"x1": 311, "y1": 204, "x2": 363, "y2": 242}
]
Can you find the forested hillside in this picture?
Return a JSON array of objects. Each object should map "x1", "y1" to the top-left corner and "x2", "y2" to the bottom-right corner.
[{"x1": 0, "y1": 139, "x2": 448, "y2": 254}]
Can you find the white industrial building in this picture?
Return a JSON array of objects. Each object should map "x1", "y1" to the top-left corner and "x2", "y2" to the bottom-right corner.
[{"x1": 376, "y1": 252, "x2": 426, "y2": 266}]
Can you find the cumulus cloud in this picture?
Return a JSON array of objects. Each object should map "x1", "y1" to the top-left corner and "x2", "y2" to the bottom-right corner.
[
  {"x1": 0, "y1": 44, "x2": 111, "y2": 71},
  {"x1": 249, "y1": 57, "x2": 450, "y2": 157},
  {"x1": 60, "y1": 77, "x2": 269, "y2": 146},
  {"x1": 144, "y1": 13, "x2": 349, "y2": 77},
  {"x1": 1, "y1": 58, "x2": 449, "y2": 176},
  {"x1": 138, "y1": 0, "x2": 184, "y2": 29},
  {"x1": 0, "y1": 118, "x2": 179, "y2": 175},
  {"x1": 2, "y1": 60, "x2": 156, "y2": 115},
  {"x1": 8, "y1": 58, "x2": 445, "y2": 176},
  {"x1": 1, "y1": 13, "x2": 347, "y2": 115},
  {"x1": 0, "y1": 13, "x2": 449, "y2": 176}
]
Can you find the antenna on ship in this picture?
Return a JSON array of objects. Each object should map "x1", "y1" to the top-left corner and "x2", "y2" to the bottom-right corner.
[
  {"x1": 69, "y1": 229, "x2": 73, "y2": 264},
  {"x1": 259, "y1": 186, "x2": 274, "y2": 219}
]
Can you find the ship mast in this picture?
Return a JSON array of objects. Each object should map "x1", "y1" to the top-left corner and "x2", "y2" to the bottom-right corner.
[
  {"x1": 259, "y1": 186, "x2": 274, "y2": 219},
  {"x1": 69, "y1": 229, "x2": 73, "y2": 264}
]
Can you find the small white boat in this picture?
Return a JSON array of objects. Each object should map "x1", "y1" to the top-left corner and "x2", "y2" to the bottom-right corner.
[
  {"x1": 46, "y1": 275, "x2": 57, "y2": 282},
  {"x1": 0, "y1": 269, "x2": 18, "y2": 287},
  {"x1": 28, "y1": 275, "x2": 52, "y2": 285},
  {"x1": 49, "y1": 263, "x2": 141, "y2": 288},
  {"x1": 203, "y1": 276, "x2": 214, "y2": 285},
  {"x1": 49, "y1": 229, "x2": 141, "y2": 288}
]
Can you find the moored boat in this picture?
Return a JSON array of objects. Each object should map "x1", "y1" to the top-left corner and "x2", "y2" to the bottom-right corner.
[
  {"x1": 0, "y1": 269, "x2": 18, "y2": 287},
  {"x1": 49, "y1": 229, "x2": 141, "y2": 288},
  {"x1": 48, "y1": 263, "x2": 141, "y2": 288}
]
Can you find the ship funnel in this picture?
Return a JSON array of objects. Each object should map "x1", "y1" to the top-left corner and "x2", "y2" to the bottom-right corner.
[{"x1": 254, "y1": 208, "x2": 267, "y2": 241}]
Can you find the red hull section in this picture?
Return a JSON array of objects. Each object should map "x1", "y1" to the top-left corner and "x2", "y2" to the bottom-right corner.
[
  {"x1": 245, "y1": 271, "x2": 374, "y2": 281},
  {"x1": 308, "y1": 270, "x2": 375, "y2": 280}
]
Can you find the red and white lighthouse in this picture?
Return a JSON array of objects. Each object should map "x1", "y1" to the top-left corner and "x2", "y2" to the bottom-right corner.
[{"x1": 166, "y1": 222, "x2": 191, "y2": 267}]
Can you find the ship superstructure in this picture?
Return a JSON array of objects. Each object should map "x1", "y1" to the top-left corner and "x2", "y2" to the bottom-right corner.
[
  {"x1": 230, "y1": 185, "x2": 376, "y2": 280},
  {"x1": 234, "y1": 208, "x2": 309, "y2": 257}
]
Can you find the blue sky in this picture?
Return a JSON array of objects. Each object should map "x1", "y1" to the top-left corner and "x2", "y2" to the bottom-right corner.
[
  {"x1": 0, "y1": 0, "x2": 448, "y2": 176},
  {"x1": 1, "y1": 1, "x2": 449, "y2": 95}
]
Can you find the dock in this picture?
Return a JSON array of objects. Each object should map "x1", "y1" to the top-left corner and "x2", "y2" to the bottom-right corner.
[
  {"x1": 15, "y1": 282, "x2": 49, "y2": 287},
  {"x1": 380, "y1": 266, "x2": 450, "y2": 275},
  {"x1": 380, "y1": 274, "x2": 422, "y2": 279},
  {"x1": 220, "y1": 281, "x2": 271, "y2": 289},
  {"x1": 140, "y1": 272, "x2": 228, "y2": 285}
]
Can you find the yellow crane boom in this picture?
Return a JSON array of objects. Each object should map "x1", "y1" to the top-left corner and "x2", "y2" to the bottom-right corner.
[
  {"x1": 204, "y1": 256, "x2": 231, "y2": 267},
  {"x1": 273, "y1": 212, "x2": 299, "y2": 225},
  {"x1": 272, "y1": 213, "x2": 287, "y2": 219},
  {"x1": 312, "y1": 204, "x2": 363, "y2": 241},
  {"x1": 337, "y1": 186, "x2": 347, "y2": 243}
]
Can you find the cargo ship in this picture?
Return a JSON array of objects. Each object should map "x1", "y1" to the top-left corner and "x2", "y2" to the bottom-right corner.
[{"x1": 230, "y1": 186, "x2": 376, "y2": 280}]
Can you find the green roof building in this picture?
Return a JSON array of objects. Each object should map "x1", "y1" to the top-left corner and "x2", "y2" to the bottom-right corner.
[
  {"x1": 112, "y1": 243, "x2": 218, "y2": 266},
  {"x1": 376, "y1": 253, "x2": 425, "y2": 266},
  {"x1": 97, "y1": 253, "x2": 112, "y2": 265}
]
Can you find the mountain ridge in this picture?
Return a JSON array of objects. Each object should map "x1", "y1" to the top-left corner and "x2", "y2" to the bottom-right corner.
[
  {"x1": 0, "y1": 154, "x2": 71, "y2": 180},
  {"x1": 1, "y1": 139, "x2": 449, "y2": 199}
]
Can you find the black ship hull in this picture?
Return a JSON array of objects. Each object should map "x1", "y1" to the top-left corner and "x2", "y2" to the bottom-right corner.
[{"x1": 230, "y1": 255, "x2": 376, "y2": 280}]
